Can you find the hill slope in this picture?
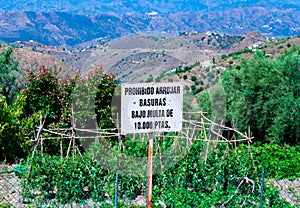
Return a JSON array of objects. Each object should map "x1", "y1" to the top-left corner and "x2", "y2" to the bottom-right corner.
[{"x1": 8, "y1": 32, "x2": 270, "y2": 82}]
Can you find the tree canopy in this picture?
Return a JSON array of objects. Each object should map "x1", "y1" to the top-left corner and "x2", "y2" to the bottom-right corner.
[
  {"x1": 221, "y1": 46, "x2": 300, "y2": 144},
  {"x1": 0, "y1": 47, "x2": 21, "y2": 104}
]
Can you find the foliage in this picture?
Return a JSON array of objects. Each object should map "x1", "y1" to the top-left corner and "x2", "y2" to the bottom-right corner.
[
  {"x1": 0, "y1": 90, "x2": 27, "y2": 162},
  {"x1": 191, "y1": 75, "x2": 197, "y2": 81},
  {"x1": 17, "y1": 137, "x2": 299, "y2": 207},
  {"x1": 193, "y1": 87, "x2": 204, "y2": 94},
  {"x1": 72, "y1": 66, "x2": 116, "y2": 130},
  {"x1": 21, "y1": 66, "x2": 77, "y2": 155},
  {"x1": 190, "y1": 85, "x2": 196, "y2": 92},
  {"x1": 2, "y1": 41, "x2": 300, "y2": 206},
  {"x1": 197, "y1": 92, "x2": 211, "y2": 114},
  {"x1": 175, "y1": 65, "x2": 192, "y2": 74},
  {"x1": 0, "y1": 47, "x2": 21, "y2": 105},
  {"x1": 0, "y1": 63, "x2": 118, "y2": 163},
  {"x1": 221, "y1": 45, "x2": 300, "y2": 144},
  {"x1": 20, "y1": 154, "x2": 105, "y2": 206},
  {"x1": 152, "y1": 141, "x2": 293, "y2": 207},
  {"x1": 94, "y1": 68, "x2": 116, "y2": 130},
  {"x1": 252, "y1": 143, "x2": 300, "y2": 179},
  {"x1": 23, "y1": 65, "x2": 75, "y2": 127},
  {"x1": 0, "y1": 204, "x2": 12, "y2": 208}
]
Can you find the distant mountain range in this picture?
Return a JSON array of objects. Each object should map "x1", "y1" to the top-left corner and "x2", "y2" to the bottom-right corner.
[
  {"x1": 0, "y1": 0, "x2": 299, "y2": 47},
  {"x1": 1, "y1": 0, "x2": 299, "y2": 14}
]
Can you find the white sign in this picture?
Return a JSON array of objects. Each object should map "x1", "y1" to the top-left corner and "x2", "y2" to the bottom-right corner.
[{"x1": 121, "y1": 82, "x2": 183, "y2": 134}]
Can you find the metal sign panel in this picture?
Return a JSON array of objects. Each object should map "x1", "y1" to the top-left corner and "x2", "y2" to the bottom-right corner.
[{"x1": 121, "y1": 82, "x2": 183, "y2": 134}]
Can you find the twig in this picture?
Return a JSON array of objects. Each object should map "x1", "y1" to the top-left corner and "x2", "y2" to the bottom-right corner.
[
  {"x1": 25, "y1": 113, "x2": 46, "y2": 192},
  {"x1": 220, "y1": 176, "x2": 255, "y2": 207}
]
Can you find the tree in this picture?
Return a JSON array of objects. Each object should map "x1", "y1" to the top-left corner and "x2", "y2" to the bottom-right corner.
[
  {"x1": 72, "y1": 66, "x2": 116, "y2": 131},
  {"x1": 23, "y1": 66, "x2": 76, "y2": 155},
  {"x1": 23, "y1": 65, "x2": 74, "y2": 127},
  {"x1": 0, "y1": 47, "x2": 21, "y2": 105},
  {"x1": 221, "y1": 45, "x2": 300, "y2": 144},
  {"x1": 0, "y1": 89, "x2": 26, "y2": 162}
]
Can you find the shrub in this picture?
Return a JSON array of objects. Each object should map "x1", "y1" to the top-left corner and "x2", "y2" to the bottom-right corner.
[
  {"x1": 208, "y1": 72, "x2": 215, "y2": 79},
  {"x1": 190, "y1": 85, "x2": 196, "y2": 91},
  {"x1": 252, "y1": 144, "x2": 300, "y2": 179},
  {"x1": 194, "y1": 87, "x2": 204, "y2": 94},
  {"x1": 24, "y1": 66, "x2": 74, "y2": 127},
  {"x1": 194, "y1": 80, "x2": 200, "y2": 85},
  {"x1": 191, "y1": 76, "x2": 197, "y2": 82},
  {"x1": 0, "y1": 94, "x2": 25, "y2": 162},
  {"x1": 20, "y1": 154, "x2": 105, "y2": 205},
  {"x1": 221, "y1": 54, "x2": 227, "y2": 59},
  {"x1": 153, "y1": 142, "x2": 293, "y2": 207}
]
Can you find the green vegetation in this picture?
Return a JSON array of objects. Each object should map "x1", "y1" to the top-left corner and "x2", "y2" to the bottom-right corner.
[
  {"x1": 221, "y1": 45, "x2": 300, "y2": 144},
  {"x1": 252, "y1": 144, "x2": 300, "y2": 179},
  {"x1": 0, "y1": 47, "x2": 21, "y2": 105},
  {"x1": 24, "y1": 66, "x2": 74, "y2": 127},
  {"x1": 0, "y1": 42, "x2": 299, "y2": 207},
  {"x1": 153, "y1": 142, "x2": 294, "y2": 207},
  {"x1": 15, "y1": 141, "x2": 297, "y2": 207},
  {"x1": 20, "y1": 154, "x2": 105, "y2": 205},
  {"x1": 0, "y1": 94, "x2": 24, "y2": 162}
]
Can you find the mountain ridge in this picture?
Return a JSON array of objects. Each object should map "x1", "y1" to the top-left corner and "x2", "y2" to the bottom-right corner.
[
  {"x1": 1, "y1": 0, "x2": 299, "y2": 15},
  {"x1": 0, "y1": 8, "x2": 299, "y2": 47}
]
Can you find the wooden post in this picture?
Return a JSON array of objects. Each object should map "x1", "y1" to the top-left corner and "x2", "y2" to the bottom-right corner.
[
  {"x1": 147, "y1": 132, "x2": 154, "y2": 208},
  {"x1": 115, "y1": 171, "x2": 119, "y2": 208}
]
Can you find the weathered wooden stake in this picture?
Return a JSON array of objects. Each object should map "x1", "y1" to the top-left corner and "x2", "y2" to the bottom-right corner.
[{"x1": 147, "y1": 132, "x2": 154, "y2": 208}]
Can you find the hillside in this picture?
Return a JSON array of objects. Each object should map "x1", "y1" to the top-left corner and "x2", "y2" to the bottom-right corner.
[
  {"x1": 157, "y1": 35, "x2": 300, "y2": 96},
  {"x1": 6, "y1": 32, "x2": 270, "y2": 82},
  {"x1": 7, "y1": 32, "x2": 300, "y2": 86},
  {"x1": 0, "y1": 42, "x2": 74, "y2": 81},
  {"x1": 69, "y1": 32, "x2": 269, "y2": 81}
]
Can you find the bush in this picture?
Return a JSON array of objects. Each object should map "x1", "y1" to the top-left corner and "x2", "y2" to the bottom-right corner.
[
  {"x1": 0, "y1": 94, "x2": 25, "y2": 162},
  {"x1": 190, "y1": 85, "x2": 196, "y2": 91},
  {"x1": 194, "y1": 87, "x2": 204, "y2": 94},
  {"x1": 20, "y1": 154, "x2": 105, "y2": 205},
  {"x1": 208, "y1": 72, "x2": 215, "y2": 79},
  {"x1": 24, "y1": 66, "x2": 74, "y2": 127},
  {"x1": 153, "y1": 141, "x2": 293, "y2": 207},
  {"x1": 221, "y1": 54, "x2": 227, "y2": 59},
  {"x1": 252, "y1": 144, "x2": 300, "y2": 179}
]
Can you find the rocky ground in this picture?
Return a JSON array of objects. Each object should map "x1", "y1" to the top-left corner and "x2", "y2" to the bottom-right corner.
[
  {"x1": 268, "y1": 179, "x2": 300, "y2": 207},
  {"x1": 0, "y1": 164, "x2": 24, "y2": 207}
]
